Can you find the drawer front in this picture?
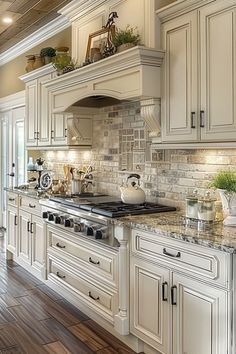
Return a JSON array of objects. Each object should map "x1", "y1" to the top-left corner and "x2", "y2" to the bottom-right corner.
[
  {"x1": 7, "y1": 192, "x2": 19, "y2": 207},
  {"x1": 48, "y1": 257, "x2": 116, "y2": 315},
  {"x1": 132, "y1": 229, "x2": 231, "y2": 288},
  {"x1": 20, "y1": 196, "x2": 41, "y2": 216},
  {"x1": 48, "y1": 229, "x2": 117, "y2": 285}
]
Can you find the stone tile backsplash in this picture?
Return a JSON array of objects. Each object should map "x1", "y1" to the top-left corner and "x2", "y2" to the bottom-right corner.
[{"x1": 33, "y1": 102, "x2": 236, "y2": 210}]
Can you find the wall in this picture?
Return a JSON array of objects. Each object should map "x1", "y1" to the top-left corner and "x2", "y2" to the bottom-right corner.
[
  {"x1": 0, "y1": 27, "x2": 71, "y2": 98},
  {"x1": 39, "y1": 101, "x2": 234, "y2": 210}
]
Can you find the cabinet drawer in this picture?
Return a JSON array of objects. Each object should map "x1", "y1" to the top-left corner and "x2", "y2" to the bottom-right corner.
[
  {"x1": 132, "y1": 229, "x2": 231, "y2": 288},
  {"x1": 7, "y1": 192, "x2": 18, "y2": 207},
  {"x1": 48, "y1": 229, "x2": 117, "y2": 285},
  {"x1": 20, "y1": 196, "x2": 41, "y2": 216},
  {"x1": 48, "y1": 257, "x2": 117, "y2": 316}
]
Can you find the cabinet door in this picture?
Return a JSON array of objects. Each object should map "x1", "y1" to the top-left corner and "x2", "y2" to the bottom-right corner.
[
  {"x1": 172, "y1": 273, "x2": 229, "y2": 354},
  {"x1": 31, "y1": 214, "x2": 45, "y2": 274},
  {"x1": 130, "y1": 257, "x2": 171, "y2": 354},
  {"x1": 38, "y1": 74, "x2": 52, "y2": 146},
  {"x1": 161, "y1": 11, "x2": 198, "y2": 142},
  {"x1": 18, "y1": 209, "x2": 31, "y2": 265},
  {"x1": 25, "y1": 80, "x2": 38, "y2": 146},
  {"x1": 6, "y1": 205, "x2": 17, "y2": 255},
  {"x1": 51, "y1": 113, "x2": 67, "y2": 145},
  {"x1": 199, "y1": 2, "x2": 236, "y2": 141}
]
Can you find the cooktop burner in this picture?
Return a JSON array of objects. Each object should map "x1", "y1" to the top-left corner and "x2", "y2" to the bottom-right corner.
[{"x1": 49, "y1": 196, "x2": 176, "y2": 218}]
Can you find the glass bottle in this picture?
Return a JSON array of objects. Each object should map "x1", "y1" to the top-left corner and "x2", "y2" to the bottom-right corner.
[
  {"x1": 198, "y1": 191, "x2": 216, "y2": 221},
  {"x1": 186, "y1": 190, "x2": 198, "y2": 219}
]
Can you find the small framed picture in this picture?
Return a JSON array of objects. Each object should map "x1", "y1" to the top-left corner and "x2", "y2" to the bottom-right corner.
[{"x1": 85, "y1": 25, "x2": 115, "y2": 62}]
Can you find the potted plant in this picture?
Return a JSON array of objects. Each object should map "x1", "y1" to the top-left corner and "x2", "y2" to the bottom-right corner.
[
  {"x1": 209, "y1": 170, "x2": 236, "y2": 224},
  {"x1": 40, "y1": 47, "x2": 56, "y2": 65},
  {"x1": 113, "y1": 25, "x2": 141, "y2": 53}
]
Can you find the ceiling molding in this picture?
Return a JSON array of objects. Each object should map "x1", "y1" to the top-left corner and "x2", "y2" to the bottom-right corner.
[
  {"x1": 0, "y1": 15, "x2": 70, "y2": 67},
  {"x1": 0, "y1": 90, "x2": 25, "y2": 111},
  {"x1": 59, "y1": 0, "x2": 107, "y2": 21}
]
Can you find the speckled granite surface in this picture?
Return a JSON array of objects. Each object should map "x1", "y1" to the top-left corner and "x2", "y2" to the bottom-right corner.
[
  {"x1": 115, "y1": 211, "x2": 236, "y2": 254},
  {"x1": 5, "y1": 187, "x2": 48, "y2": 200}
]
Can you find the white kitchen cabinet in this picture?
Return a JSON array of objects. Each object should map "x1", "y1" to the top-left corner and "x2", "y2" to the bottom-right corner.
[
  {"x1": 172, "y1": 273, "x2": 228, "y2": 354},
  {"x1": 31, "y1": 213, "x2": 45, "y2": 275},
  {"x1": 25, "y1": 71, "x2": 54, "y2": 147},
  {"x1": 18, "y1": 208, "x2": 31, "y2": 265},
  {"x1": 130, "y1": 257, "x2": 170, "y2": 354},
  {"x1": 20, "y1": 66, "x2": 92, "y2": 149},
  {"x1": 6, "y1": 204, "x2": 18, "y2": 255},
  {"x1": 159, "y1": 0, "x2": 236, "y2": 144},
  {"x1": 130, "y1": 229, "x2": 231, "y2": 354}
]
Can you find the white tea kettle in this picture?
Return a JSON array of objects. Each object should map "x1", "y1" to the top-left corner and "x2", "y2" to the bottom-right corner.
[{"x1": 120, "y1": 174, "x2": 146, "y2": 204}]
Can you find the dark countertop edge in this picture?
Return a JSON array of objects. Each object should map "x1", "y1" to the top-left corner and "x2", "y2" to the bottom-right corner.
[{"x1": 4, "y1": 187, "x2": 48, "y2": 200}]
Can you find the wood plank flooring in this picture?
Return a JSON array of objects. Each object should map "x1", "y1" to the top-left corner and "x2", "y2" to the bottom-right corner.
[{"x1": 0, "y1": 233, "x2": 138, "y2": 354}]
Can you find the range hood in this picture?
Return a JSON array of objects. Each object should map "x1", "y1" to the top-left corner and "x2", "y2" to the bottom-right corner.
[{"x1": 44, "y1": 46, "x2": 165, "y2": 140}]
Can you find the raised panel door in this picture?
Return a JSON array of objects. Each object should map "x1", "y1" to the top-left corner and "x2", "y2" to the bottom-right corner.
[
  {"x1": 200, "y1": 1, "x2": 236, "y2": 141},
  {"x1": 51, "y1": 113, "x2": 67, "y2": 145},
  {"x1": 18, "y1": 209, "x2": 31, "y2": 265},
  {"x1": 172, "y1": 273, "x2": 229, "y2": 354},
  {"x1": 25, "y1": 80, "x2": 37, "y2": 146},
  {"x1": 130, "y1": 257, "x2": 171, "y2": 354},
  {"x1": 38, "y1": 73, "x2": 52, "y2": 146},
  {"x1": 7, "y1": 205, "x2": 17, "y2": 255},
  {"x1": 31, "y1": 214, "x2": 45, "y2": 275},
  {"x1": 161, "y1": 11, "x2": 198, "y2": 142}
]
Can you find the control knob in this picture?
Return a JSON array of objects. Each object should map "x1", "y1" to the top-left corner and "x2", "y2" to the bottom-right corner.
[
  {"x1": 48, "y1": 213, "x2": 54, "y2": 221},
  {"x1": 64, "y1": 218, "x2": 73, "y2": 227},
  {"x1": 55, "y1": 216, "x2": 61, "y2": 224},
  {"x1": 42, "y1": 211, "x2": 48, "y2": 219}
]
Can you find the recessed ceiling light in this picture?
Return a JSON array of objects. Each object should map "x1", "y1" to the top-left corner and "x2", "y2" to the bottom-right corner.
[{"x1": 2, "y1": 17, "x2": 13, "y2": 24}]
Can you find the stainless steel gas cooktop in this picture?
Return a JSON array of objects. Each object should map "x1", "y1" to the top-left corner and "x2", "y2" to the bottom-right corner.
[{"x1": 49, "y1": 195, "x2": 176, "y2": 218}]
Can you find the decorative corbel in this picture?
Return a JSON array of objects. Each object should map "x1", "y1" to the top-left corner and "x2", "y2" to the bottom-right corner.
[{"x1": 140, "y1": 98, "x2": 161, "y2": 142}]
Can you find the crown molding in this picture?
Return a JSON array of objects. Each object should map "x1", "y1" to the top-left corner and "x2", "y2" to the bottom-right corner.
[
  {"x1": 59, "y1": 0, "x2": 107, "y2": 21},
  {"x1": 19, "y1": 63, "x2": 56, "y2": 83},
  {"x1": 0, "y1": 90, "x2": 25, "y2": 111},
  {"x1": 0, "y1": 15, "x2": 70, "y2": 67}
]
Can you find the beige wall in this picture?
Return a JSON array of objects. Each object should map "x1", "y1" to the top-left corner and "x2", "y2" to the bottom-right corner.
[{"x1": 0, "y1": 27, "x2": 71, "y2": 98}]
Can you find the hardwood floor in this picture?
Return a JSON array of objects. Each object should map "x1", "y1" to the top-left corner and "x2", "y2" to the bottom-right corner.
[{"x1": 0, "y1": 233, "x2": 138, "y2": 354}]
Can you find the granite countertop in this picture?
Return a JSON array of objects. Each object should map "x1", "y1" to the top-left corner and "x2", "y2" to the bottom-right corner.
[
  {"x1": 115, "y1": 211, "x2": 236, "y2": 254},
  {"x1": 5, "y1": 187, "x2": 48, "y2": 200}
]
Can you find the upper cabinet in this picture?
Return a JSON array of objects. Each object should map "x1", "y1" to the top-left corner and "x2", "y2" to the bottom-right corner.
[
  {"x1": 20, "y1": 65, "x2": 93, "y2": 149},
  {"x1": 158, "y1": 0, "x2": 236, "y2": 145}
]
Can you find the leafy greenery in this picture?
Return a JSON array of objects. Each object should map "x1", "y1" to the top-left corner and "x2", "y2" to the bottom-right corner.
[
  {"x1": 40, "y1": 47, "x2": 56, "y2": 57},
  {"x1": 113, "y1": 25, "x2": 141, "y2": 47},
  {"x1": 209, "y1": 170, "x2": 236, "y2": 193}
]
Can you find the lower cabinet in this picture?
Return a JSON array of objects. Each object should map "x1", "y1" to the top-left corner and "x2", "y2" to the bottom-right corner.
[
  {"x1": 130, "y1": 229, "x2": 231, "y2": 354},
  {"x1": 18, "y1": 208, "x2": 45, "y2": 276},
  {"x1": 6, "y1": 204, "x2": 18, "y2": 255}
]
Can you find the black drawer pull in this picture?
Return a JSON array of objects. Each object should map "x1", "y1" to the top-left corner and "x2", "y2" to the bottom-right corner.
[
  {"x1": 162, "y1": 281, "x2": 168, "y2": 301},
  {"x1": 191, "y1": 111, "x2": 196, "y2": 128},
  {"x1": 14, "y1": 215, "x2": 17, "y2": 226},
  {"x1": 56, "y1": 271, "x2": 65, "y2": 279},
  {"x1": 29, "y1": 204, "x2": 36, "y2": 208},
  {"x1": 30, "y1": 222, "x2": 34, "y2": 234},
  {"x1": 9, "y1": 198, "x2": 15, "y2": 202},
  {"x1": 163, "y1": 248, "x2": 181, "y2": 258},
  {"x1": 27, "y1": 221, "x2": 30, "y2": 232},
  {"x1": 171, "y1": 285, "x2": 177, "y2": 306},
  {"x1": 89, "y1": 257, "x2": 100, "y2": 265},
  {"x1": 56, "y1": 242, "x2": 66, "y2": 249},
  {"x1": 200, "y1": 110, "x2": 205, "y2": 128},
  {"x1": 88, "y1": 291, "x2": 99, "y2": 301}
]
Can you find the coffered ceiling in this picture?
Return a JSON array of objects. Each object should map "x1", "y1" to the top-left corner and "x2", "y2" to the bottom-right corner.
[{"x1": 0, "y1": 0, "x2": 73, "y2": 54}]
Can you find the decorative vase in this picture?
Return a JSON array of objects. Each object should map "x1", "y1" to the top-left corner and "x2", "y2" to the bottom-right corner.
[
  {"x1": 33, "y1": 55, "x2": 43, "y2": 70},
  {"x1": 116, "y1": 43, "x2": 135, "y2": 53},
  {"x1": 218, "y1": 189, "x2": 236, "y2": 225},
  {"x1": 25, "y1": 55, "x2": 35, "y2": 72}
]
